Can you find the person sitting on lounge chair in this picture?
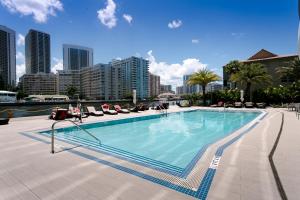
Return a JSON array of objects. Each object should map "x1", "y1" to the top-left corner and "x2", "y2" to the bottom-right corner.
[
  {"x1": 101, "y1": 104, "x2": 118, "y2": 115},
  {"x1": 86, "y1": 106, "x2": 104, "y2": 116},
  {"x1": 114, "y1": 105, "x2": 130, "y2": 113}
]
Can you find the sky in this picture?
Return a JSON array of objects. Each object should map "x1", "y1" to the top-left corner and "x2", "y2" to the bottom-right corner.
[{"x1": 0, "y1": 0, "x2": 298, "y2": 88}]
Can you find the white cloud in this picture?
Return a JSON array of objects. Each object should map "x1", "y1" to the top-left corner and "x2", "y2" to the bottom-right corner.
[
  {"x1": 123, "y1": 14, "x2": 132, "y2": 24},
  {"x1": 51, "y1": 57, "x2": 63, "y2": 73},
  {"x1": 147, "y1": 50, "x2": 207, "y2": 88},
  {"x1": 0, "y1": 0, "x2": 63, "y2": 23},
  {"x1": 97, "y1": 0, "x2": 117, "y2": 29},
  {"x1": 192, "y1": 39, "x2": 199, "y2": 44},
  {"x1": 16, "y1": 63, "x2": 25, "y2": 81},
  {"x1": 168, "y1": 19, "x2": 182, "y2": 29},
  {"x1": 231, "y1": 32, "x2": 245, "y2": 39},
  {"x1": 15, "y1": 51, "x2": 25, "y2": 81},
  {"x1": 16, "y1": 51, "x2": 24, "y2": 60},
  {"x1": 17, "y1": 34, "x2": 25, "y2": 46}
]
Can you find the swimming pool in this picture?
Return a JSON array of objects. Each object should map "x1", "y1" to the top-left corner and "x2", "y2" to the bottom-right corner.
[{"x1": 40, "y1": 110, "x2": 260, "y2": 176}]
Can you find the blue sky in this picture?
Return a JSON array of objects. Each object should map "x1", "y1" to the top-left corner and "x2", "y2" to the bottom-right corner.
[{"x1": 0, "y1": 0, "x2": 298, "y2": 87}]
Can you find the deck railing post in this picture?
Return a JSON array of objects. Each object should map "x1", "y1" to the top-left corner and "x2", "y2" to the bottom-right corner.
[{"x1": 51, "y1": 122, "x2": 56, "y2": 154}]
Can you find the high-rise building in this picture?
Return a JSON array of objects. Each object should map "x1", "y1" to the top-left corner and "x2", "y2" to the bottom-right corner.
[
  {"x1": 0, "y1": 25, "x2": 16, "y2": 88},
  {"x1": 63, "y1": 44, "x2": 93, "y2": 70},
  {"x1": 160, "y1": 84, "x2": 173, "y2": 93},
  {"x1": 25, "y1": 29, "x2": 50, "y2": 74},
  {"x1": 176, "y1": 86, "x2": 184, "y2": 95},
  {"x1": 19, "y1": 73, "x2": 57, "y2": 95},
  {"x1": 183, "y1": 74, "x2": 200, "y2": 94},
  {"x1": 80, "y1": 64, "x2": 112, "y2": 100},
  {"x1": 111, "y1": 57, "x2": 149, "y2": 100},
  {"x1": 207, "y1": 82, "x2": 223, "y2": 92},
  {"x1": 149, "y1": 73, "x2": 160, "y2": 97},
  {"x1": 57, "y1": 70, "x2": 80, "y2": 95}
]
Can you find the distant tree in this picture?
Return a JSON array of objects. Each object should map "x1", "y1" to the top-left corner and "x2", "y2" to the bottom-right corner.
[
  {"x1": 187, "y1": 69, "x2": 221, "y2": 106},
  {"x1": 124, "y1": 92, "x2": 133, "y2": 100},
  {"x1": 66, "y1": 86, "x2": 77, "y2": 99},
  {"x1": 230, "y1": 63, "x2": 272, "y2": 101},
  {"x1": 16, "y1": 90, "x2": 28, "y2": 100}
]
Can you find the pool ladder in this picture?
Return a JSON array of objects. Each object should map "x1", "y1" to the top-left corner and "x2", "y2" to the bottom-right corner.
[
  {"x1": 51, "y1": 119, "x2": 101, "y2": 154},
  {"x1": 157, "y1": 104, "x2": 168, "y2": 117}
]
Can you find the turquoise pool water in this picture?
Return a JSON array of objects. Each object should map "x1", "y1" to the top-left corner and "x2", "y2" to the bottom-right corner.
[{"x1": 41, "y1": 110, "x2": 260, "y2": 173}]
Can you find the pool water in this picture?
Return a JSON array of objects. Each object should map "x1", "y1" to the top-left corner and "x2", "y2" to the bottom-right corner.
[{"x1": 41, "y1": 110, "x2": 260, "y2": 173}]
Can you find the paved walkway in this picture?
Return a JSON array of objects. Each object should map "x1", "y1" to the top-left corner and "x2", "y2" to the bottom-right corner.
[
  {"x1": 273, "y1": 110, "x2": 300, "y2": 200},
  {"x1": 208, "y1": 109, "x2": 282, "y2": 200},
  {"x1": 0, "y1": 107, "x2": 297, "y2": 200}
]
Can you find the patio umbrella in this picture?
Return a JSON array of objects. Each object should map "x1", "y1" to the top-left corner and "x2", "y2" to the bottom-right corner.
[
  {"x1": 240, "y1": 90, "x2": 244, "y2": 102},
  {"x1": 133, "y1": 90, "x2": 136, "y2": 105}
]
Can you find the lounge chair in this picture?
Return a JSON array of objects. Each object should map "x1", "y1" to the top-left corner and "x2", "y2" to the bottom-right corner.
[
  {"x1": 67, "y1": 104, "x2": 82, "y2": 119},
  {"x1": 130, "y1": 106, "x2": 139, "y2": 112},
  {"x1": 101, "y1": 104, "x2": 118, "y2": 115},
  {"x1": 211, "y1": 101, "x2": 224, "y2": 107},
  {"x1": 234, "y1": 102, "x2": 243, "y2": 108},
  {"x1": 0, "y1": 118, "x2": 9, "y2": 125},
  {"x1": 114, "y1": 105, "x2": 130, "y2": 113},
  {"x1": 86, "y1": 106, "x2": 104, "y2": 116},
  {"x1": 245, "y1": 102, "x2": 254, "y2": 108},
  {"x1": 136, "y1": 103, "x2": 149, "y2": 111},
  {"x1": 256, "y1": 102, "x2": 266, "y2": 109}
]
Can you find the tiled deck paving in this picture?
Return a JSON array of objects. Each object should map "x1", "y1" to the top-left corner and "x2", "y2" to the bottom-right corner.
[{"x1": 0, "y1": 107, "x2": 297, "y2": 199}]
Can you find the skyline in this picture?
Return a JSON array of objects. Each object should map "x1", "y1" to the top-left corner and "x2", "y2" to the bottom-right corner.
[{"x1": 0, "y1": 0, "x2": 298, "y2": 88}]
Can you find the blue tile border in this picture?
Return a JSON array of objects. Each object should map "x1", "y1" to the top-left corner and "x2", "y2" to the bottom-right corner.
[{"x1": 21, "y1": 110, "x2": 267, "y2": 200}]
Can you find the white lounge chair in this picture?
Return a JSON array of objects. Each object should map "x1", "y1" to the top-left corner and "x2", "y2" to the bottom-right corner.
[{"x1": 86, "y1": 106, "x2": 104, "y2": 116}]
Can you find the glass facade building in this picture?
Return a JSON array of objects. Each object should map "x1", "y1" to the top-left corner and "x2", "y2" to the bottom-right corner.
[
  {"x1": 0, "y1": 25, "x2": 16, "y2": 88},
  {"x1": 63, "y1": 44, "x2": 93, "y2": 70},
  {"x1": 25, "y1": 29, "x2": 50, "y2": 74}
]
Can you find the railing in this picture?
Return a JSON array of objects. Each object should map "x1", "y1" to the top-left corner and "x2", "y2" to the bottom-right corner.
[
  {"x1": 51, "y1": 119, "x2": 101, "y2": 154},
  {"x1": 157, "y1": 104, "x2": 168, "y2": 116}
]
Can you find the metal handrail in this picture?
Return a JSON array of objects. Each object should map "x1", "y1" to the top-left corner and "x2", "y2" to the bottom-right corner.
[
  {"x1": 157, "y1": 103, "x2": 168, "y2": 116},
  {"x1": 51, "y1": 119, "x2": 101, "y2": 154}
]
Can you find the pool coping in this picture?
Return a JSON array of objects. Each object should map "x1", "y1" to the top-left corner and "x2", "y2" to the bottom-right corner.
[{"x1": 21, "y1": 107, "x2": 267, "y2": 199}]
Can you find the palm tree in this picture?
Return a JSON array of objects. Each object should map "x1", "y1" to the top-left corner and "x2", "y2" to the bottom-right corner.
[
  {"x1": 224, "y1": 60, "x2": 242, "y2": 88},
  {"x1": 187, "y1": 69, "x2": 221, "y2": 106},
  {"x1": 230, "y1": 63, "x2": 272, "y2": 101},
  {"x1": 277, "y1": 58, "x2": 300, "y2": 82}
]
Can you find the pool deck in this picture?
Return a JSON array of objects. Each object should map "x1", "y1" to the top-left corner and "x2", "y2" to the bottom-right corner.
[{"x1": 0, "y1": 106, "x2": 299, "y2": 200}]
